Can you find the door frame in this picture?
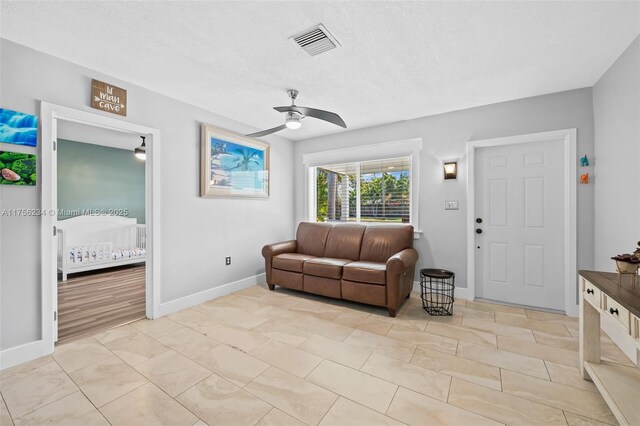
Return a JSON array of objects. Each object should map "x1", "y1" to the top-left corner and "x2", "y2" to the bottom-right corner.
[
  {"x1": 466, "y1": 129, "x2": 578, "y2": 316},
  {"x1": 40, "y1": 102, "x2": 162, "y2": 353}
]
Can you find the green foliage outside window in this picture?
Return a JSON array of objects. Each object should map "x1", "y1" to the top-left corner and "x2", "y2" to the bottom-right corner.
[
  {"x1": 316, "y1": 166, "x2": 410, "y2": 223},
  {"x1": 316, "y1": 168, "x2": 328, "y2": 222}
]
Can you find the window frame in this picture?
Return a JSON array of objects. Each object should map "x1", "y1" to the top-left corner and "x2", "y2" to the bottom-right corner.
[{"x1": 303, "y1": 138, "x2": 422, "y2": 237}]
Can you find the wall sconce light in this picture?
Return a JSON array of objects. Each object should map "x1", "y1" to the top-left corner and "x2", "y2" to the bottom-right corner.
[
  {"x1": 134, "y1": 136, "x2": 146, "y2": 161},
  {"x1": 444, "y1": 161, "x2": 457, "y2": 179}
]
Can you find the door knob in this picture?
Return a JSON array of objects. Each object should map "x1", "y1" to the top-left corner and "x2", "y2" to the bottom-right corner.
[
  {"x1": 476, "y1": 218, "x2": 483, "y2": 224},
  {"x1": 476, "y1": 229, "x2": 483, "y2": 234}
]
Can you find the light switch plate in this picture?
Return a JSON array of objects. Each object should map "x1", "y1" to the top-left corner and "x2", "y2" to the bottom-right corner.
[{"x1": 445, "y1": 200, "x2": 459, "y2": 210}]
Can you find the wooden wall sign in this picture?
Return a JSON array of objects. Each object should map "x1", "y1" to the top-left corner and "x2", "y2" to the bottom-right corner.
[{"x1": 91, "y1": 79, "x2": 127, "y2": 116}]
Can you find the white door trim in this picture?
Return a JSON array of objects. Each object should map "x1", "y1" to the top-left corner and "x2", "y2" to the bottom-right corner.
[
  {"x1": 40, "y1": 102, "x2": 161, "y2": 356},
  {"x1": 466, "y1": 129, "x2": 578, "y2": 316}
]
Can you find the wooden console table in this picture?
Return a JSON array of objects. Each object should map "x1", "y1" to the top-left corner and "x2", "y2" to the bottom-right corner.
[{"x1": 579, "y1": 270, "x2": 640, "y2": 425}]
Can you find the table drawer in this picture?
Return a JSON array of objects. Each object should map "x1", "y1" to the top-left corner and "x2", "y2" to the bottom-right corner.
[
  {"x1": 604, "y1": 295, "x2": 630, "y2": 331},
  {"x1": 583, "y1": 279, "x2": 601, "y2": 308}
]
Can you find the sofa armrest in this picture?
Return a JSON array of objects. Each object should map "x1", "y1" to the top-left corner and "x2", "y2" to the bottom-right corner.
[
  {"x1": 386, "y1": 248, "x2": 418, "y2": 274},
  {"x1": 262, "y1": 240, "x2": 297, "y2": 287},
  {"x1": 262, "y1": 240, "x2": 297, "y2": 259},
  {"x1": 386, "y1": 248, "x2": 419, "y2": 317}
]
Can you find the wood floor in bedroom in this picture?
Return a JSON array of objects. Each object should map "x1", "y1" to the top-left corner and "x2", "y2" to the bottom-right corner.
[{"x1": 57, "y1": 265, "x2": 146, "y2": 345}]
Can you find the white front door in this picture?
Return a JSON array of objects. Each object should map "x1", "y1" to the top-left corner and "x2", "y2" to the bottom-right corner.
[{"x1": 475, "y1": 139, "x2": 565, "y2": 310}]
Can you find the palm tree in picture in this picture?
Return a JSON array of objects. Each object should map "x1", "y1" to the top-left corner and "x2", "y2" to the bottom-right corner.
[{"x1": 228, "y1": 148, "x2": 262, "y2": 171}]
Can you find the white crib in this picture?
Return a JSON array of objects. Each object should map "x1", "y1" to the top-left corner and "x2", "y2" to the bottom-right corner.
[{"x1": 57, "y1": 215, "x2": 146, "y2": 281}]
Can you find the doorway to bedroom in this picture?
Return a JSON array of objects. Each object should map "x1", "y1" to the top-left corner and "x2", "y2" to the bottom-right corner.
[
  {"x1": 41, "y1": 102, "x2": 161, "y2": 355},
  {"x1": 55, "y1": 122, "x2": 147, "y2": 344}
]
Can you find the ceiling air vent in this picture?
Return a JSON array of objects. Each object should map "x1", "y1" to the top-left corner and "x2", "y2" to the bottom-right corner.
[{"x1": 291, "y1": 24, "x2": 340, "y2": 57}]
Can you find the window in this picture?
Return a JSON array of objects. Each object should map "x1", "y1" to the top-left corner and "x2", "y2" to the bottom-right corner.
[
  {"x1": 304, "y1": 138, "x2": 422, "y2": 233},
  {"x1": 311, "y1": 156, "x2": 411, "y2": 224}
]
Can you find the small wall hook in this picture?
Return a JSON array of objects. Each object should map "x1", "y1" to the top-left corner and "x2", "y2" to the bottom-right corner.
[
  {"x1": 580, "y1": 173, "x2": 589, "y2": 184},
  {"x1": 580, "y1": 155, "x2": 589, "y2": 167}
]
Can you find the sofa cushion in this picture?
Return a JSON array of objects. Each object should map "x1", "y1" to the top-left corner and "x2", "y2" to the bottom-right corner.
[
  {"x1": 272, "y1": 253, "x2": 316, "y2": 273},
  {"x1": 303, "y1": 258, "x2": 351, "y2": 279},
  {"x1": 272, "y1": 269, "x2": 303, "y2": 290},
  {"x1": 341, "y1": 280, "x2": 386, "y2": 306},
  {"x1": 296, "y1": 222, "x2": 333, "y2": 257},
  {"x1": 359, "y1": 225, "x2": 414, "y2": 263},
  {"x1": 324, "y1": 224, "x2": 366, "y2": 260},
  {"x1": 342, "y1": 261, "x2": 387, "y2": 285},
  {"x1": 304, "y1": 275, "x2": 341, "y2": 298}
]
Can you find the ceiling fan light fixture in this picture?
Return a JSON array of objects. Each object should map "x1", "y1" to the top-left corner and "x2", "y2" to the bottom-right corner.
[
  {"x1": 245, "y1": 89, "x2": 346, "y2": 138},
  {"x1": 285, "y1": 112, "x2": 302, "y2": 130}
]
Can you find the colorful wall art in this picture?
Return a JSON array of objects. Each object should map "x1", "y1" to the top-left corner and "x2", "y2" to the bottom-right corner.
[
  {"x1": 0, "y1": 151, "x2": 37, "y2": 186},
  {"x1": 0, "y1": 108, "x2": 38, "y2": 147},
  {"x1": 200, "y1": 124, "x2": 269, "y2": 198}
]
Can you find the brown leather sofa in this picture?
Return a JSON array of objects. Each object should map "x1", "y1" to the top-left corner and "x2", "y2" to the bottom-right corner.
[{"x1": 262, "y1": 222, "x2": 418, "y2": 317}]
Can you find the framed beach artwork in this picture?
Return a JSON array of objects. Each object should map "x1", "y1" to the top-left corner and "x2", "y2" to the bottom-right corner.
[
  {"x1": 0, "y1": 108, "x2": 38, "y2": 147},
  {"x1": 200, "y1": 124, "x2": 270, "y2": 198}
]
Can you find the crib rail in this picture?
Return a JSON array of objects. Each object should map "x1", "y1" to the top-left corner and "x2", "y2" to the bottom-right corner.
[
  {"x1": 57, "y1": 221, "x2": 147, "y2": 281},
  {"x1": 66, "y1": 242, "x2": 113, "y2": 264},
  {"x1": 136, "y1": 225, "x2": 147, "y2": 250}
]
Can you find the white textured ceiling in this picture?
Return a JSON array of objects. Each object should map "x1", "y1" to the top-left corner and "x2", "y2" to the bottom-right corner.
[{"x1": 2, "y1": 1, "x2": 639, "y2": 141}]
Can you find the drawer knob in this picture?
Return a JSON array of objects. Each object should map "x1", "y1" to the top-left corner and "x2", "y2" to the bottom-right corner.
[
  {"x1": 609, "y1": 307, "x2": 619, "y2": 315},
  {"x1": 587, "y1": 289, "x2": 594, "y2": 295}
]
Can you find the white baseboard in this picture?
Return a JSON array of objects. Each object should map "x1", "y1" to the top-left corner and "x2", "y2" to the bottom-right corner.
[
  {"x1": 0, "y1": 340, "x2": 49, "y2": 371},
  {"x1": 565, "y1": 303, "x2": 579, "y2": 318},
  {"x1": 158, "y1": 273, "x2": 266, "y2": 317},
  {"x1": 454, "y1": 287, "x2": 470, "y2": 300},
  {"x1": 412, "y1": 281, "x2": 578, "y2": 316},
  {"x1": 412, "y1": 281, "x2": 471, "y2": 300}
]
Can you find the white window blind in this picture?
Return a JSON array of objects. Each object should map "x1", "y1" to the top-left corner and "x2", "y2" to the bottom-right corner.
[{"x1": 312, "y1": 156, "x2": 411, "y2": 224}]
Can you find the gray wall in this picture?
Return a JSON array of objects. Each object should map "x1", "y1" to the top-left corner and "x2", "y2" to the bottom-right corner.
[
  {"x1": 295, "y1": 88, "x2": 596, "y2": 289},
  {"x1": 593, "y1": 36, "x2": 640, "y2": 271},
  {"x1": 0, "y1": 39, "x2": 295, "y2": 350},
  {"x1": 58, "y1": 139, "x2": 146, "y2": 224}
]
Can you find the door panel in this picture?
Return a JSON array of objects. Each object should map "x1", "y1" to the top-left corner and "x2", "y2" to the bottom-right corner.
[
  {"x1": 524, "y1": 177, "x2": 545, "y2": 228},
  {"x1": 524, "y1": 245, "x2": 545, "y2": 288},
  {"x1": 488, "y1": 155, "x2": 508, "y2": 168},
  {"x1": 489, "y1": 243, "x2": 508, "y2": 283},
  {"x1": 475, "y1": 139, "x2": 564, "y2": 310},
  {"x1": 524, "y1": 151, "x2": 546, "y2": 166},
  {"x1": 489, "y1": 179, "x2": 508, "y2": 227}
]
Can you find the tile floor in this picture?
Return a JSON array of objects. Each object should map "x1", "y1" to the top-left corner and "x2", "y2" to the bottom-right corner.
[{"x1": 0, "y1": 284, "x2": 630, "y2": 426}]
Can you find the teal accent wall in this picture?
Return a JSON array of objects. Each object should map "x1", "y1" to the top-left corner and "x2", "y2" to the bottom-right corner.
[{"x1": 57, "y1": 139, "x2": 145, "y2": 223}]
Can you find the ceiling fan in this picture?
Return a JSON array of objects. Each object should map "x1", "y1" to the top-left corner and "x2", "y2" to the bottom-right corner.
[{"x1": 246, "y1": 89, "x2": 347, "y2": 137}]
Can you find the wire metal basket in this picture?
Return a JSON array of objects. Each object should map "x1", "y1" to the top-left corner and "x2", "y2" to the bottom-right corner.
[{"x1": 420, "y1": 268, "x2": 455, "y2": 316}]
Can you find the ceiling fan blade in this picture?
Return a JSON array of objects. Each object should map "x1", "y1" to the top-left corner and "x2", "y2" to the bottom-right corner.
[
  {"x1": 274, "y1": 106, "x2": 347, "y2": 128},
  {"x1": 246, "y1": 124, "x2": 287, "y2": 138}
]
